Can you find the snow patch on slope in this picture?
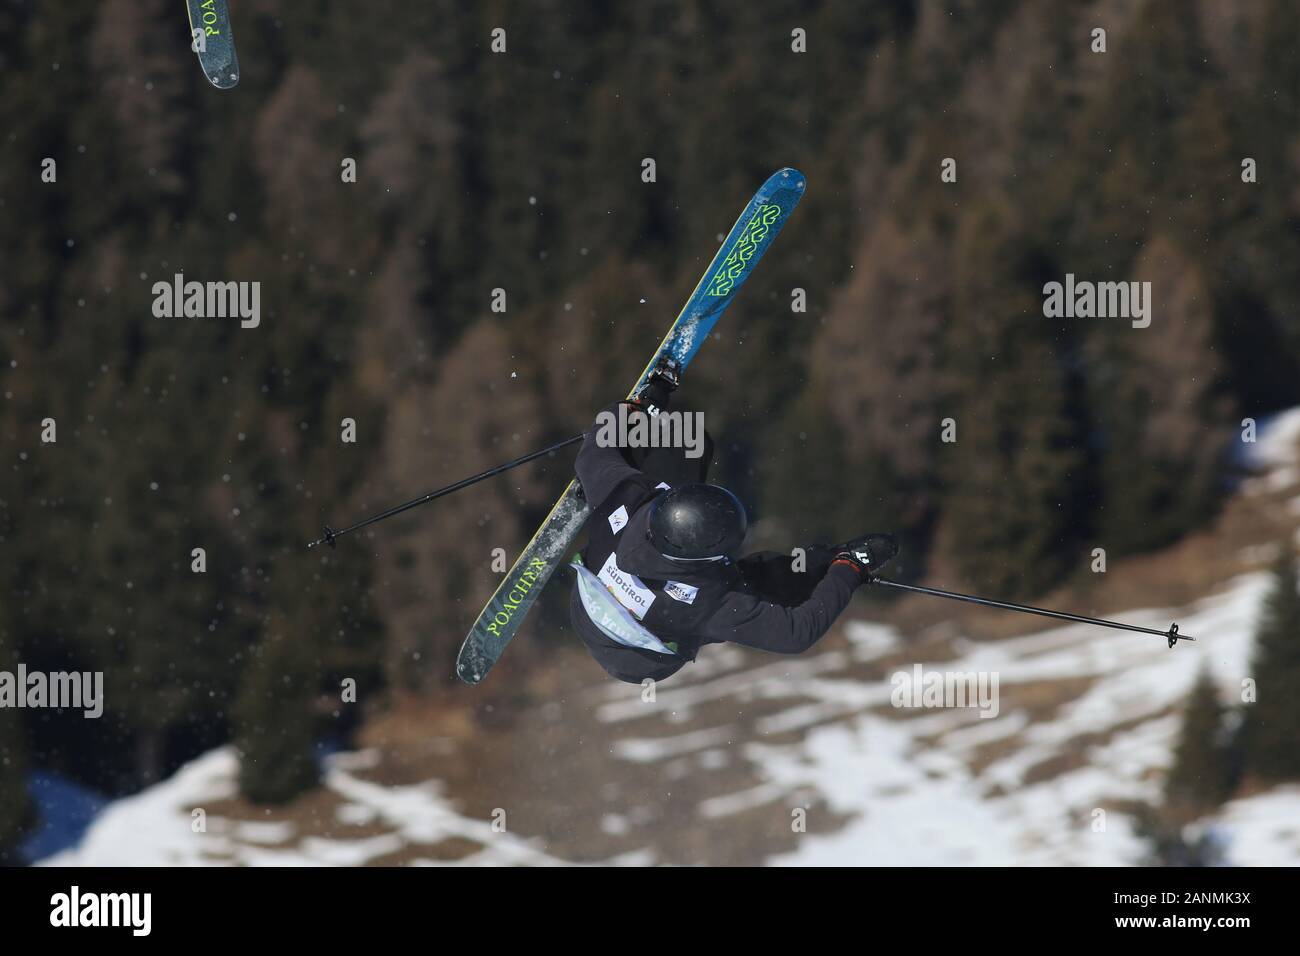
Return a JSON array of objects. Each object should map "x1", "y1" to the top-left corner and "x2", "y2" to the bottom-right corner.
[{"x1": 43, "y1": 748, "x2": 570, "y2": 867}]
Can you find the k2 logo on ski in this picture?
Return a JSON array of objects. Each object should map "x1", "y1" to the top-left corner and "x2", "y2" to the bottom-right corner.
[{"x1": 706, "y1": 203, "x2": 783, "y2": 297}]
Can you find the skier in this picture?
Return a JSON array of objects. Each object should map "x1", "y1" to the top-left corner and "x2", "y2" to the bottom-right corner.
[{"x1": 570, "y1": 364, "x2": 898, "y2": 684}]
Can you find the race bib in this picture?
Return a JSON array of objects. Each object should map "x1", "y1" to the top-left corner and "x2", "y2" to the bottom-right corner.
[
  {"x1": 597, "y1": 552, "x2": 656, "y2": 620},
  {"x1": 664, "y1": 581, "x2": 698, "y2": 605},
  {"x1": 571, "y1": 558, "x2": 677, "y2": 656}
]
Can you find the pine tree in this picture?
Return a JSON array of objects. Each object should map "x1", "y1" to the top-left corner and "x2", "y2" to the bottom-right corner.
[
  {"x1": 760, "y1": 388, "x2": 897, "y2": 548},
  {"x1": 1164, "y1": 665, "x2": 1235, "y2": 818},
  {"x1": 1132, "y1": 803, "x2": 1227, "y2": 867},
  {"x1": 0, "y1": 451, "x2": 34, "y2": 861},
  {"x1": 1242, "y1": 544, "x2": 1300, "y2": 782},
  {"x1": 0, "y1": 709, "x2": 33, "y2": 863},
  {"x1": 235, "y1": 621, "x2": 320, "y2": 805},
  {"x1": 939, "y1": 196, "x2": 1087, "y2": 596},
  {"x1": 1084, "y1": 236, "x2": 1231, "y2": 555}
]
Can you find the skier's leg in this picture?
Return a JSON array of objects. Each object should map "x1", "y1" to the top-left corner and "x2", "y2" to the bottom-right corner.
[{"x1": 636, "y1": 422, "x2": 714, "y2": 488}]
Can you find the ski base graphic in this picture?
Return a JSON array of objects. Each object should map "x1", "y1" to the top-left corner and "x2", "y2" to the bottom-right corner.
[
  {"x1": 455, "y1": 168, "x2": 807, "y2": 685},
  {"x1": 186, "y1": 0, "x2": 239, "y2": 89}
]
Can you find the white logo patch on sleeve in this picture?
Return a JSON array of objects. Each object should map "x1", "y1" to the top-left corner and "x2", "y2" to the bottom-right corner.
[
  {"x1": 664, "y1": 581, "x2": 699, "y2": 605},
  {"x1": 654, "y1": 481, "x2": 671, "y2": 491},
  {"x1": 607, "y1": 505, "x2": 629, "y2": 534},
  {"x1": 597, "y1": 553, "x2": 657, "y2": 620}
]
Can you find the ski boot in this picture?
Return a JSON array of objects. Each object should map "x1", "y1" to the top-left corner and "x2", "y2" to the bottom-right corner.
[{"x1": 633, "y1": 355, "x2": 681, "y2": 415}]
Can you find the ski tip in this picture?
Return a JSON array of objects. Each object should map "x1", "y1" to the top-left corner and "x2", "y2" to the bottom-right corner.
[
  {"x1": 455, "y1": 661, "x2": 484, "y2": 685},
  {"x1": 773, "y1": 167, "x2": 807, "y2": 190},
  {"x1": 455, "y1": 643, "x2": 489, "y2": 684}
]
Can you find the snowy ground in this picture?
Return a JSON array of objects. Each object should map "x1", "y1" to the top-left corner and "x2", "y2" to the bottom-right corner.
[
  {"x1": 43, "y1": 748, "x2": 585, "y2": 867},
  {"x1": 666, "y1": 575, "x2": 1286, "y2": 866},
  {"x1": 44, "y1": 409, "x2": 1300, "y2": 866}
]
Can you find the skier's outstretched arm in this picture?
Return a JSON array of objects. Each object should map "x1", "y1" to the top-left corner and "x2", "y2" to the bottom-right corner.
[
  {"x1": 575, "y1": 401, "x2": 643, "y2": 510},
  {"x1": 701, "y1": 562, "x2": 862, "y2": 655},
  {"x1": 734, "y1": 547, "x2": 836, "y2": 599}
]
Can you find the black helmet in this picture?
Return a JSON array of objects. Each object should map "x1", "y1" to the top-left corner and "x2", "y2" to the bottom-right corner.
[{"x1": 647, "y1": 484, "x2": 747, "y2": 560}]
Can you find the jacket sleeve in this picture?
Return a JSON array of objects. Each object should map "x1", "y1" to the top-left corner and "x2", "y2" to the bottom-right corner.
[
  {"x1": 733, "y1": 547, "x2": 837, "y2": 597},
  {"x1": 575, "y1": 401, "x2": 641, "y2": 511},
  {"x1": 699, "y1": 562, "x2": 861, "y2": 654}
]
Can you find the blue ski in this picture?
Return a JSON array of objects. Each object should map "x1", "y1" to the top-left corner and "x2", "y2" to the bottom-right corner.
[{"x1": 455, "y1": 168, "x2": 807, "y2": 684}]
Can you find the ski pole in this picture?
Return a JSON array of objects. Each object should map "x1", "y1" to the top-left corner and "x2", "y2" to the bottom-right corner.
[
  {"x1": 868, "y1": 577, "x2": 1194, "y2": 648},
  {"x1": 307, "y1": 433, "x2": 584, "y2": 550}
]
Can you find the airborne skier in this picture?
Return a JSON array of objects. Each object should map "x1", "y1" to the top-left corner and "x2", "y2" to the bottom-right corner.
[
  {"x1": 315, "y1": 165, "x2": 1186, "y2": 687},
  {"x1": 454, "y1": 168, "x2": 809, "y2": 683},
  {"x1": 569, "y1": 369, "x2": 897, "y2": 684},
  {"x1": 313, "y1": 166, "x2": 1193, "y2": 682}
]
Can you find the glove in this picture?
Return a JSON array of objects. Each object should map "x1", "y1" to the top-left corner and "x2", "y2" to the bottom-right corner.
[{"x1": 831, "y1": 532, "x2": 899, "y2": 580}]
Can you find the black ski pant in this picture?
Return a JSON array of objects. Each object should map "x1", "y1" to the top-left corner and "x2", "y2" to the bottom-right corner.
[{"x1": 618, "y1": 396, "x2": 714, "y2": 487}]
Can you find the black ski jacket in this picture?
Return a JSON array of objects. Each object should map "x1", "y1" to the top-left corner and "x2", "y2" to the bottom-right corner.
[{"x1": 570, "y1": 404, "x2": 861, "y2": 683}]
